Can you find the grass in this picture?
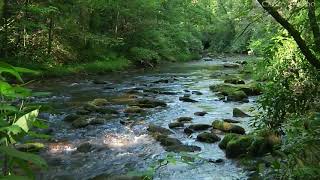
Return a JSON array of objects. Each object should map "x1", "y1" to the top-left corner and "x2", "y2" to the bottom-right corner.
[{"x1": 43, "y1": 57, "x2": 131, "y2": 77}]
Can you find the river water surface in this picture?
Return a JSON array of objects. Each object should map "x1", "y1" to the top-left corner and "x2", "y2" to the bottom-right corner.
[{"x1": 32, "y1": 56, "x2": 257, "y2": 180}]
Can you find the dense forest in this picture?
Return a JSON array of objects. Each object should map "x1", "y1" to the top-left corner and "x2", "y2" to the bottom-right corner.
[{"x1": 0, "y1": 0, "x2": 319, "y2": 179}]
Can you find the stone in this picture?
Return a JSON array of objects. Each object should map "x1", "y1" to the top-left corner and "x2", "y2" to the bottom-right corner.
[
  {"x1": 218, "y1": 133, "x2": 239, "y2": 149},
  {"x1": 194, "y1": 111, "x2": 208, "y2": 116},
  {"x1": 184, "y1": 127, "x2": 195, "y2": 135},
  {"x1": 197, "y1": 132, "x2": 221, "y2": 143},
  {"x1": 212, "y1": 120, "x2": 246, "y2": 135},
  {"x1": 224, "y1": 78, "x2": 245, "y2": 85},
  {"x1": 192, "y1": 91, "x2": 203, "y2": 95},
  {"x1": 93, "y1": 80, "x2": 107, "y2": 84},
  {"x1": 179, "y1": 96, "x2": 198, "y2": 103},
  {"x1": 91, "y1": 98, "x2": 109, "y2": 106},
  {"x1": 233, "y1": 108, "x2": 251, "y2": 117},
  {"x1": 77, "y1": 142, "x2": 94, "y2": 153},
  {"x1": 147, "y1": 124, "x2": 173, "y2": 136},
  {"x1": 188, "y1": 124, "x2": 211, "y2": 131},
  {"x1": 223, "y1": 119, "x2": 240, "y2": 123},
  {"x1": 134, "y1": 98, "x2": 167, "y2": 108},
  {"x1": 226, "y1": 136, "x2": 253, "y2": 158},
  {"x1": 210, "y1": 84, "x2": 248, "y2": 102},
  {"x1": 223, "y1": 63, "x2": 240, "y2": 68},
  {"x1": 169, "y1": 122, "x2": 184, "y2": 129},
  {"x1": 63, "y1": 114, "x2": 80, "y2": 122},
  {"x1": 72, "y1": 117, "x2": 92, "y2": 128},
  {"x1": 124, "y1": 106, "x2": 144, "y2": 114},
  {"x1": 155, "y1": 134, "x2": 201, "y2": 153},
  {"x1": 176, "y1": 117, "x2": 193, "y2": 123}
]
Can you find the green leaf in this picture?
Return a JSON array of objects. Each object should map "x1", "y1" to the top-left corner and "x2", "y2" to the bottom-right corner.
[
  {"x1": 0, "y1": 125, "x2": 23, "y2": 135},
  {"x1": 13, "y1": 109, "x2": 39, "y2": 132},
  {"x1": 0, "y1": 62, "x2": 23, "y2": 82},
  {"x1": 13, "y1": 67, "x2": 39, "y2": 75},
  {"x1": 0, "y1": 146, "x2": 47, "y2": 168},
  {"x1": 0, "y1": 104, "x2": 18, "y2": 112}
]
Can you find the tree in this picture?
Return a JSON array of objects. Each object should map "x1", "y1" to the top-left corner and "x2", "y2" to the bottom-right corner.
[{"x1": 257, "y1": 0, "x2": 320, "y2": 69}]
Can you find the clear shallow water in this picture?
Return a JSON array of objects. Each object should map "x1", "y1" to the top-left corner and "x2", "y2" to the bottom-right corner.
[{"x1": 32, "y1": 56, "x2": 257, "y2": 180}]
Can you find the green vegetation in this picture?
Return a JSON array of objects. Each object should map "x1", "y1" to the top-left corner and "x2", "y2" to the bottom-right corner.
[
  {"x1": 0, "y1": 63, "x2": 48, "y2": 178},
  {"x1": 1, "y1": 0, "x2": 320, "y2": 179}
]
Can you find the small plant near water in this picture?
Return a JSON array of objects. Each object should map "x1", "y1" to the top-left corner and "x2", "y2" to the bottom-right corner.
[{"x1": 0, "y1": 62, "x2": 48, "y2": 179}]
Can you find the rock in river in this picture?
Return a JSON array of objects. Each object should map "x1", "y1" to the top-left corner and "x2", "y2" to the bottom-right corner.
[
  {"x1": 179, "y1": 96, "x2": 198, "y2": 103},
  {"x1": 169, "y1": 122, "x2": 184, "y2": 129},
  {"x1": 212, "y1": 120, "x2": 245, "y2": 135},
  {"x1": 176, "y1": 117, "x2": 193, "y2": 123},
  {"x1": 233, "y1": 108, "x2": 251, "y2": 117},
  {"x1": 188, "y1": 124, "x2": 211, "y2": 131},
  {"x1": 147, "y1": 124, "x2": 173, "y2": 136},
  {"x1": 197, "y1": 132, "x2": 221, "y2": 143},
  {"x1": 194, "y1": 111, "x2": 208, "y2": 116},
  {"x1": 134, "y1": 98, "x2": 167, "y2": 108}
]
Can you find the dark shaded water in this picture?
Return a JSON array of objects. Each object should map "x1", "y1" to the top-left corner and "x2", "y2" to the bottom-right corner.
[{"x1": 32, "y1": 56, "x2": 257, "y2": 180}]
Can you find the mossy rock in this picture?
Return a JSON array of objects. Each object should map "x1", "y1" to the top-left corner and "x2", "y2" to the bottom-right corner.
[
  {"x1": 77, "y1": 142, "x2": 94, "y2": 153},
  {"x1": 16, "y1": 142, "x2": 45, "y2": 152},
  {"x1": 188, "y1": 124, "x2": 211, "y2": 131},
  {"x1": 164, "y1": 144, "x2": 201, "y2": 153},
  {"x1": 147, "y1": 124, "x2": 173, "y2": 136},
  {"x1": 239, "y1": 83, "x2": 262, "y2": 96},
  {"x1": 83, "y1": 103, "x2": 118, "y2": 114},
  {"x1": 210, "y1": 83, "x2": 262, "y2": 98},
  {"x1": 154, "y1": 134, "x2": 201, "y2": 152},
  {"x1": 124, "y1": 106, "x2": 144, "y2": 114},
  {"x1": 197, "y1": 132, "x2": 221, "y2": 143},
  {"x1": 212, "y1": 120, "x2": 245, "y2": 134},
  {"x1": 90, "y1": 98, "x2": 109, "y2": 106},
  {"x1": 169, "y1": 122, "x2": 184, "y2": 129},
  {"x1": 219, "y1": 133, "x2": 239, "y2": 149},
  {"x1": 176, "y1": 117, "x2": 193, "y2": 123},
  {"x1": 224, "y1": 78, "x2": 245, "y2": 85},
  {"x1": 233, "y1": 108, "x2": 251, "y2": 117},
  {"x1": 134, "y1": 98, "x2": 167, "y2": 108},
  {"x1": 63, "y1": 114, "x2": 81, "y2": 122},
  {"x1": 209, "y1": 84, "x2": 248, "y2": 102},
  {"x1": 226, "y1": 135, "x2": 254, "y2": 158}
]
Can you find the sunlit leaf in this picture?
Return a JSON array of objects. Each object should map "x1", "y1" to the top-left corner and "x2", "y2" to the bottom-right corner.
[{"x1": 13, "y1": 109, "x2": 39, "y2": 132}]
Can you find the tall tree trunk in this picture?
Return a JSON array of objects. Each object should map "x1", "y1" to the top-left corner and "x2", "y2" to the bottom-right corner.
[
  {"x1": 47, "y1": 15, "x2": 53, "y2": 55},
  {"x1": 257, "y1": 0, "x2": 320, "y2": 69},
  {"x1": 307, "y1": 0, "x2": 320, "y2": 52},
  {"x1": 2, "y1": 0, "x2": 9, "y2": 57}
]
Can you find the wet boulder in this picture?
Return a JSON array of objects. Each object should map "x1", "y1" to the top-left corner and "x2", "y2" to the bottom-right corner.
[
  {"x1": 83, "y1": 103, "x2": 119, "y2": 114},
  {"x1": 210, "y1": 84, "x2": 248, "y2": 102},
  {"x1": 223, "y1": 119, "x2": 240, "y2": 123},
  {"x1": 192, "y1": 91, "x2": 203, "y2": 95},
  {"x1": 169, "y1": 122, "x2": 184, "y2": 129},
  {"x1": 233, "y1": 108, "x2": 251, "y2": 117},
  {"x1": 197, "y1": 132, "x2": 221, "y2": 143},
  {"x1": 155, "y1": 134, "x2": 201, "y2": 153},
  {"x1": 71, "y1": 117, "x2": 106, "y2": 128},
  {"x1": 176, "y1": 117, "x2": 193, "y2": 123},
  {"x1": 184, "y1": 127, "x2": 195, "y2": 135},
  {"x1": 124, "y1": 106, "x2": 144, "y2": 114},
  {"x1": 147, "y1": 124, "x2": 173, "y2": 136},
  {"x1": 226, "y1": 135, "x2": 253, "y2": 158},
  {"x1": 90, "y1": 98, "x2": 109, "y2": 106},
  {"x1": 223, "y1": 63, "x2": 240, "y2": 68},
  {"x1": 63, "y1": 114, "x2": 81, "y2": 122},
  {"x1": 218, "y1": 133, "x2": 239, "y2": 149},
  {"x1": 77, "y1": 142, "x2": 94, "y2": 153},
  {"x1": 239, "y1": 83, "x2": 262, "y2": 96},
  {"x1": 134, "y1": 98, "x2": 167, "y2": 108},
  {"x1": 212, "y1": 120, "x2": 245, "y2": 135},
  {"x1": 188, "y1": 124, "x2": 211, "y2": 131},
  {"x1": 224, "y1": 78, "x2": 245, "y2": 85},
  {"x1": 179, "y1": 96, "x2": 198, "y2": 103},
  {"x1": 194, "y1": 111, "x2": 208, "y2": 116}
]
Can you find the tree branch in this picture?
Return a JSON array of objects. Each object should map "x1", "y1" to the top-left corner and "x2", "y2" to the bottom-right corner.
[{"x1": 257, "y1": 0, "x2": 320, "y2": 69}]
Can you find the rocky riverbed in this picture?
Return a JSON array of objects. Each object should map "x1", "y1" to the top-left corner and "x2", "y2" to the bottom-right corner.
[{"x1": 31, "y1": 56, "x2": 265, "y2": 180}]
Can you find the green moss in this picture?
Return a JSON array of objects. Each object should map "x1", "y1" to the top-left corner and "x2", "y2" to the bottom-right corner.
[
  {"x1": 219, "y1": 133, "x2": 239, "y2": 149},
  {"x1": 226, "y1": 135, "x2": 254, "y2": 158}
]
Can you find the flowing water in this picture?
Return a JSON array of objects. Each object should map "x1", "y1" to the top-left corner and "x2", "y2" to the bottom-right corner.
[{"x1": 32, "y1": 56, "x2": 257, "y2": 180}]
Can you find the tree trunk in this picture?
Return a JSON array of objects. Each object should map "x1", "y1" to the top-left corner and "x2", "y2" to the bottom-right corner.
[
  {"x1": 257, "y1": 0, "x2": 320, "y2": 69},
  {"x1": 47, "y1": 15, "x2": 53, "y2": 55},
  {"x1": 307, "y1": 0, "x2": 320, "y2": 52}
]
